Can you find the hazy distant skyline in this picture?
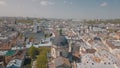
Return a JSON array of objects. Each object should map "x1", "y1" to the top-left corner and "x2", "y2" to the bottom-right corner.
[{"x1": 0, "y1": 0, "x2": 120, "y2": 19}]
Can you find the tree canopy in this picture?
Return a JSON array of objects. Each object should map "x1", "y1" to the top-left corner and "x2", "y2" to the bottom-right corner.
[
  {"x1": 28, "y1": 46, "x2": 37, "y2": 59},
  {"x1": 36, "y1": 47, "x2": 50, "y2": 68},
  {"x1": 59, "y1": 29, "x2": 63, "y2": 36}
]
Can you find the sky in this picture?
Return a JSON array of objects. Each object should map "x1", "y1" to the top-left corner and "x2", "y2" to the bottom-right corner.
[{"x1": 0, "y1": 0, "x2": 120, "y2": 19}]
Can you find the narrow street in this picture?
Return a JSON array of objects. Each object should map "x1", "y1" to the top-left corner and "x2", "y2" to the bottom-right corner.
[{"x1": 32, "y1": 60, "x2": 36, "y2": 68}]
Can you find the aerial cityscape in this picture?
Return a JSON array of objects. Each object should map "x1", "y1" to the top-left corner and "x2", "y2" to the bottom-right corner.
[{"x1": 0, "y1": 0, "x2": 120, "y2": 68}]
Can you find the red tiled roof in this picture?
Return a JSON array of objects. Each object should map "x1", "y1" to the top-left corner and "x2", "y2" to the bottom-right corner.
[{"x1": 0, "y1": 44, "x2": 11, "y2": 50}]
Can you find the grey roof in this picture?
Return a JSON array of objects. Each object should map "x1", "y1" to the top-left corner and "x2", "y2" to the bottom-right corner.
[
  {"x1": 52, "y1": 36, "x2": 68, "y2": 47},
  {"x1": 23, "y1": 31, "x2": 45, "y2": 41},
  {"x1": 55, "y1": 57, "x2": 71, "y2": 68},
  {"x1": 6, "y1": 59, "x2": 22, "y2": 68},
  {"x1": 72, "y1": 45, "x2": 80, "y2": 53},
  {"x1": 76, "y1": 63, "x2": 116, "y2": 68},
  {"x1": 56, "y1": 64, "x2": 70, "y2": 68}
]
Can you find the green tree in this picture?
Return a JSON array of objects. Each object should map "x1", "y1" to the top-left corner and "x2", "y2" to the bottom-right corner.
[
  {"x1": 28, "y1": 46, "x2": 37, "y2": 59},
  {"x1": 44, "y1": 34, "x2": 48, "y2": 38},
  {"x1": 59, "y1": 29, "x2": 63, "y2": 36},
  {"x1": 36, "y1": 47, "x2": 50, "y2": 68},
  {"x1": 36, "y1": 54, "x2": 47, "y2": 68}
]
